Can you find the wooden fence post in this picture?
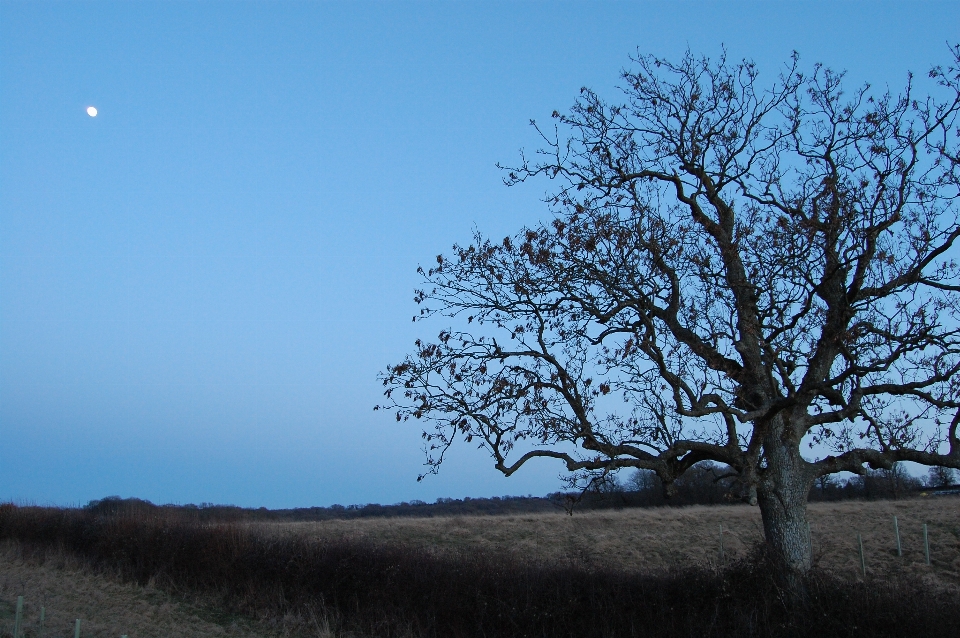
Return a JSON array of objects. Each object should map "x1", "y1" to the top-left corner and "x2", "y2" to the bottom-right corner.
[
  {"x1": 39, "y1": 606, "x2": 45, "y2": 636},
  {"x1": 74, "y1": 618, "x2": 81, "y2": 638},
  {"x1": 858, "y1": 533, "x2": 866, "y2": 577},
  {"x1": 893, "y1": 516, "x2": 902, "y2": 557}
]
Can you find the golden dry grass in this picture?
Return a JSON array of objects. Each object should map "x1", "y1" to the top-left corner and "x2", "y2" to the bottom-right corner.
[
  {"x1": 252, "y1": 496, "x2": 960, "y2": 589},
  {"x1": 0, "y1": 543, "x2": 318, "y2": 638},
  {"x1": 0, "y1": 497, "x2": 957, "y2": 637}
]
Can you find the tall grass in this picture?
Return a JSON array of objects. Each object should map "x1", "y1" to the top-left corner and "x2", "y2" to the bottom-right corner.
[{"x1": 1, "y1": 503, "x2": 957, "y2": 637}]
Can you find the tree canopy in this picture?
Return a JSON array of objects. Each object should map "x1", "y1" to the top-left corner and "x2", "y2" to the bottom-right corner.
[{"x1": 378, "y1": 46, "x2": 960, "y2": 577}]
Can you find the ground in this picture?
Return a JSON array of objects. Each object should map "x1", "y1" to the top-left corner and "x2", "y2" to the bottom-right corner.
[
  {"x1": 0, "y1": 546, "x2": 320, "y2": 638},
  {"x1": 1, "y1": 496, "x2": 957, "y2": 637},
  {"x1": 252, "y1": 497, "x2": 960, "y2": 587}
]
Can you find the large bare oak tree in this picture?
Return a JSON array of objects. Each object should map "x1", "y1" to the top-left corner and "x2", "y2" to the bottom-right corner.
[{"x1": 379, "y1": 47, "x2": 960, "y2": 581}]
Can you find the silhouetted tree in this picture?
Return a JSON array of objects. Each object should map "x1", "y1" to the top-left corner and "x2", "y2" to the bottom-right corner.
[
  {"x1": 813, "y1": 474, "x2": 838, "y2": 498},
  {"x1": 877, "y1": 462, "x2": 920, "y2": 498},
  {"x1": 629, "y1": 468, "x2": 660, "y2": 493},
  {"x1": 927, "y1": 465, "x2": 957, "y2": 487},
  {"x1": 379, "y1": 46, "x2": 960, "y2": 588}
]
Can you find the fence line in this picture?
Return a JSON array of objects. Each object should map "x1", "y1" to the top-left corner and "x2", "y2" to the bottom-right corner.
[
  {"x1": 711, "y1": 516, "x2": 937, "y2": 578},
  {"x1": 7, "y1": 595, "x2": 128, "y2": 638}
]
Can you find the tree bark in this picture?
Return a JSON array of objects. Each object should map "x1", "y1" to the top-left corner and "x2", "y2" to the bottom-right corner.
[{"x1": 756, "y1": 439, "x2": 814, "y2": 592}]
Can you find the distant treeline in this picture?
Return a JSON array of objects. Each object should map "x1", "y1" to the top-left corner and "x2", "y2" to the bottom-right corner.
[
  {"x1": 82, "y1": 493, "x2": 562, "y2": 522},
  {"x1": 82, "y1": 462, "x2": 958, "y2": 523}
]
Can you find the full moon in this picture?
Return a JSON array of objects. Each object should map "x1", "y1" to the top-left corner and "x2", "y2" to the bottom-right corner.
[{"x1": 86, "y1": 106, "x2": 97, "y2": 117}]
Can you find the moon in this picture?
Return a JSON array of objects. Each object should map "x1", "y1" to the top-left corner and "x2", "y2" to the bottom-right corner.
[{"x1": 86, "y1": 106, "x2": 98, "y2": 117}]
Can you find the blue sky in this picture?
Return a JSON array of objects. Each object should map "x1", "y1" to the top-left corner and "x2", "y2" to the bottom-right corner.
[{"x1": 2, "y1": 1, "x2": 958, "y2": 508}]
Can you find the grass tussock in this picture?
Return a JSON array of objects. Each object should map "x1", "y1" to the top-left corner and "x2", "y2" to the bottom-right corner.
[{"x1": 1, "y1": 503, "x2": 959, "y2": 638}]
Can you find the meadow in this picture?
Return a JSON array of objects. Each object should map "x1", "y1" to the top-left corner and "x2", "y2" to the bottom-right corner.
[
  {"x1": 254, "y1": 497, "x2": 960, "y2": 585},
  {"x1": 1, "y1": 497, "x2": 958, "y2": 637}
]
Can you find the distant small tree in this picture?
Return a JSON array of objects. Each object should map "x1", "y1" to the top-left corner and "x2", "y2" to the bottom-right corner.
[
  {"x1": 594, "y1": 472, "x2": 624, "y2": 495},
  {"x1": 671, "y1": 461, "x2": 734, "y2": 504},
  {"x1": 628, "y1": 468, "x2": 660, "y2": 493},
  {"x1": 881, "y1": 462, "x2": 920, "y2": 498},
  {"x1": 813, "y1": 473, "x2": 837, "y2": 498},
  {"x1": 859, "y1": 462, "x2": 921, "y2": 499},
  {"x1": 380, "y1": 46, "x2": 960, "y2": 589},
  {"x1": 927, "y1": 465, "x2": 958, "y2": 487}
]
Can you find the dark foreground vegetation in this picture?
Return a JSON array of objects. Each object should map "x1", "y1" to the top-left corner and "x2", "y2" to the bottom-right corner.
[{"x1": 2, "y1": 504, "x2": 958, "y2": 638}]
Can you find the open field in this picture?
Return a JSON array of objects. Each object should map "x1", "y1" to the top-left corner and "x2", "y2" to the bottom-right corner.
[
  {"x1": 2, "y1": 497, "x2": 959, "y2": 637},
  {"x1": 0, "y1": 544, "x2": 300, "y2": 638},
  {"x1": 253, "y1": 496, "x2": 960, "y2": 589}
]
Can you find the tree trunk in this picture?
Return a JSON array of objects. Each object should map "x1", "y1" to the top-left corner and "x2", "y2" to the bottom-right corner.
[{"x1": 756, "y1": 442, "x2": 813, "y2": 593}]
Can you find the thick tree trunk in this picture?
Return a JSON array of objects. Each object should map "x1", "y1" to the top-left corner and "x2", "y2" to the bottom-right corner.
[{"x1": 756, "y1": 442, "x2": 813, "y2": 592}]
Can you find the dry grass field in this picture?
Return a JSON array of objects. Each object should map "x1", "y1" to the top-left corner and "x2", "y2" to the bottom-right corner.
[
  {"x1": 1, "y1": 496, "x2": 958, "y2": 637},
  {"x1": 255, "y1": 496, "x2": 960, "y2": 588},
  {"x1": 0, "y1": 544, "x2": 309, "y2": 638}
]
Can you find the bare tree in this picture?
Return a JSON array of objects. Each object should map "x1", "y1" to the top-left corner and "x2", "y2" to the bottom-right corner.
[
  {"x1": 379, "y1": 46, "x2": 960, "y2": 586},
  {"x1": 867, "y1": 462, "x2": 919, "y2": 499},
  {"x1": 927, "y1": 465, "x2": 957, "y2": 487},
  {"x1": 628, "y1": 468, "x2": 659, "y2": 493}
]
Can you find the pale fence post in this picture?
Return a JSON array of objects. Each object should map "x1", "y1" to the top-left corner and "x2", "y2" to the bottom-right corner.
[
  {"x1": 13, "y1": 596, "x2": 23, "y2": 638},
  {"x1": 893, "y1": 516, "x2": 902, "y2": 557},
  {"x1": 923, "y1": 523, "x2": 930, "y2": 565},
  {"x1": 858, "y1": 533, "x2": 866, "y2": 577},
  {"x1": 74, "y1": 618, "x2": 81, "y2": 638}
]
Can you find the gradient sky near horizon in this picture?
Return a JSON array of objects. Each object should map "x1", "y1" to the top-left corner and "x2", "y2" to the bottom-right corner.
[{"x1": 2, "y1": 1, "x2": 959, "y2": 508}]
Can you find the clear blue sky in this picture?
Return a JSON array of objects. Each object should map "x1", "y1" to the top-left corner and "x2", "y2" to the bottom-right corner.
[{"x1": 2, "y1": 1, "x2": 958, "y2": 508}]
